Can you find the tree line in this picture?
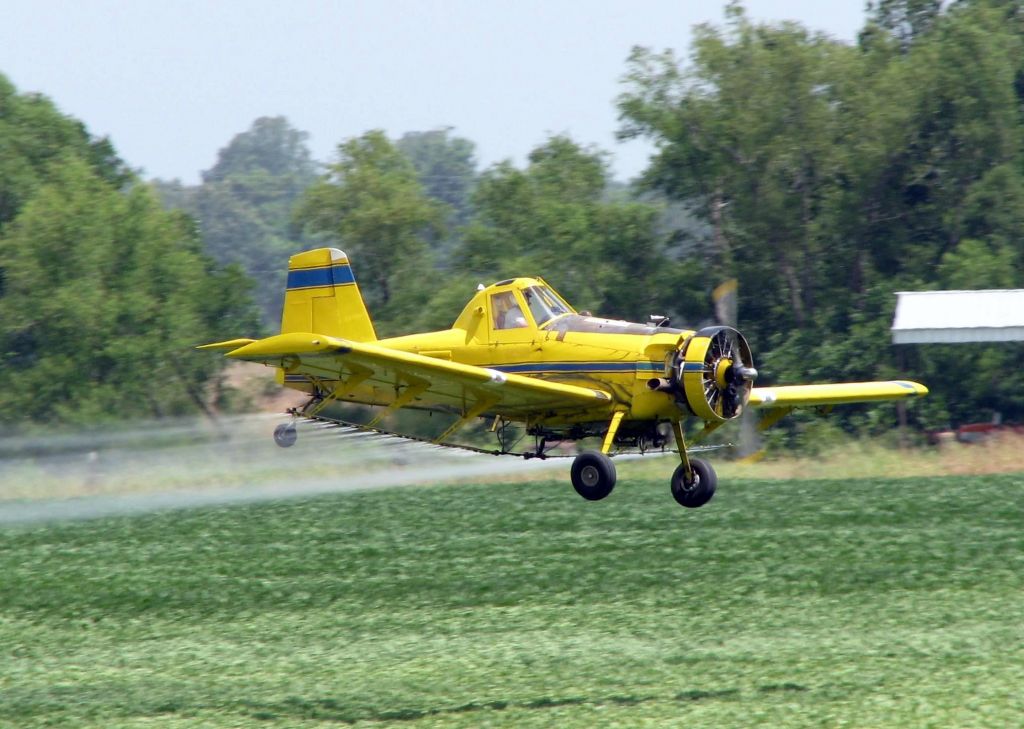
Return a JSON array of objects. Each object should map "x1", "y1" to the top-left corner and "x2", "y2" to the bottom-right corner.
[
  {"x1": 0, "y1": 75, "x2": 256, "y2": 427},
  {"x1": 2, "y1": 0, "x2": 1022, "y2": 434}
]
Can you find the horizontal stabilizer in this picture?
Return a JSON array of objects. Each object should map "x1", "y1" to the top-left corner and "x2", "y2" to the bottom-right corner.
[{"x1": 195, "y1": 338, "x2": 257, "y2": 351}]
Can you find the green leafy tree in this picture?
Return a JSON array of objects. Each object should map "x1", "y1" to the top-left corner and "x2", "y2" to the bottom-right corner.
[
  {"x1": 0, "y1": 159, "x2": 257, "y2": 426},
  {"x1": 294, "y1": 130, "x2": 447, "y2": 335},
  {"x1": 153, "y1": 116, "x2": 319, "y2": 328},
  {"x1": 457, "y1": 136, "x2": 706, "y2": 324},
  {"x1": 0, "y1": 73, "x2": 130, "y2": 230},
  {"x1": 864, "y1": 0, "x2": 943, "y2": 51},
  {"x1": 396, "y1": 128, "x2": 477, "y2": 228},
  {"x1": 202, "y1": 116, "x2": 317, "y2": 185},
  {"x1": 619, "y1": 7, "x2": 853, "y2": 332},
  {"x1": 619, "y1": 1, "x2": 1024, "y2": 430}
]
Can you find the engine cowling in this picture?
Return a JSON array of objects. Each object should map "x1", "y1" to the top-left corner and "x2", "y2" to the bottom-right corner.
[{"x1": 671, "y1": 326, "x2": 758, "y2": 423}]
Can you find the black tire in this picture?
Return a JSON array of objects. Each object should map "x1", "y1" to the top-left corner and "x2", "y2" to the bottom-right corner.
[
  {"x1": 670, "y1": 458, "x2": 717, "y2": 508},
  {"x1": 570, "y1": 451, "x2": 617, "y2": 501},
  {"x1": 273, "y1": 423, "x2": 298, "y2": 448}
]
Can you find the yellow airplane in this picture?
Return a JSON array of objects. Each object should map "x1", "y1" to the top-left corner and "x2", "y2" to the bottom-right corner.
[{"x1": 200, "y1": 247, "x2": 928, "y2": 508}]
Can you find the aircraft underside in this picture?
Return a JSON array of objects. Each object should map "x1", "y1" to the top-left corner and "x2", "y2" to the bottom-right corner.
[{"x1": 272, "y1": 388, "x2": 724, "y2": 510}]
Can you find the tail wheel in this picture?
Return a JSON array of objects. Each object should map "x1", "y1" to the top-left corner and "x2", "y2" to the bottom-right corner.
[
  {"x1": 678, "y1": 327, "x2": 757, "y2": 423},
  {"x1": 570, "y1": 451, "x2": 617, "y2": 501},
  {"x1": 274, "y1": 423, "x2": 298, "y2": 448},
  {"x1": 670, "y1": 458, "x2": 717, "y2": 508}
]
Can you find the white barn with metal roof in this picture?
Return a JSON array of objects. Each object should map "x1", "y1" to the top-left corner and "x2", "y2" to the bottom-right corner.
[{"x1": 892, "y1": 289, "x2": 1024, "y2": 344}]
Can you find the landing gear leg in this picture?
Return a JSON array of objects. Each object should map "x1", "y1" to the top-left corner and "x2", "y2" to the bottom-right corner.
[{"x1": 669, "y1": 421, "x2": 716, "y2": 508}]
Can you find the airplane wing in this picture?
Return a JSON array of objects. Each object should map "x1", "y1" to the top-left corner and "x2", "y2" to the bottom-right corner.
[
  {"x1": 749, "y1": 380, "x2": 928, "y2": 409},
  {"x1": 200, "y1": 332, "x2": 612, "y2": 419}
]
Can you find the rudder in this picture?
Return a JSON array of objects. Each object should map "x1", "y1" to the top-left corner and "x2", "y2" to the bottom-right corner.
[{"x1": 281, "y1": 248, "x2": 376, "y2": 342}]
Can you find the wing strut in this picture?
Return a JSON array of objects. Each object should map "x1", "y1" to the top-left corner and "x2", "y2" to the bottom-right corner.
[
  {"x1": 366, "y1": 375, "x2": 430, "y2": 428},
  {"x1": 302, "y1": 368, "x2": 375, "y2": 418},
  {"x1": 297, "y1": 376, "x2": 341, "y2": 419},
  {"x1": 757, "y1": 406, "x2": 794, "y2": 432},
  {"x1": 691, "y1": 419, "x2": 725, "y2": 443},
  {"x1": 434, "y1": 392, "x2": 501, "y2": 444}
]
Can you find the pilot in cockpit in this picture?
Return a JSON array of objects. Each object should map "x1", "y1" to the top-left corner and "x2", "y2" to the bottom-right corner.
[{"x1": 492, "y1": 291, "x2": 527, "y2": 329}]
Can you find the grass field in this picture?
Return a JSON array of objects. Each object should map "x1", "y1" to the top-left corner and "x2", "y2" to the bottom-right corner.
[{"x1": 2, "y1": 466, "x2": 1023, "y2": 727}]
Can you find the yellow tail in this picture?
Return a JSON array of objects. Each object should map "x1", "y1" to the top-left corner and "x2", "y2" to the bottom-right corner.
[{"x1": 280, "y1": 248, "x2": 376, "y2": 342}]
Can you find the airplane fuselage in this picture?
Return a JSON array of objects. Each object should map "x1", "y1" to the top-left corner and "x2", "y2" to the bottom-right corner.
[
  {"x1": 279, "y1": 276, "x2": 695, "y2": 428},
  {"x1": 378, "y1": 315, "x2": 691, "y2": 423}
]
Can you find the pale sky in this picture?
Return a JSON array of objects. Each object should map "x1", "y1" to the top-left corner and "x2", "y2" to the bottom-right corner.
[{"x1": 0, "y1": 1, "x2": 867, "y2": 183}]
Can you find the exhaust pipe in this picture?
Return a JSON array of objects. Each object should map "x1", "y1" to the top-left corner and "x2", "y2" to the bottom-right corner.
[{"x1": 647, "y1": 377, "x2": 675, "y2": 392}]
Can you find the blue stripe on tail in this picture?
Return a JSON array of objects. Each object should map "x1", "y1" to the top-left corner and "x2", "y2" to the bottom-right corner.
[{"x1": 286, "y1": 263, "x2": 355, "y2": 290}]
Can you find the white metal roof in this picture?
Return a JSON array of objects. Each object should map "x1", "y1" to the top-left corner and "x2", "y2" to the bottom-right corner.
[{"x1": 892, "y1": 289, "x2": 1024, "y2": 344}]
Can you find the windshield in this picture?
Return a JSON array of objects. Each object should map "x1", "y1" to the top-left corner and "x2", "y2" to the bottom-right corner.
[{"x1": 523, "y1": 285, "x2": 572, "y2": 326}]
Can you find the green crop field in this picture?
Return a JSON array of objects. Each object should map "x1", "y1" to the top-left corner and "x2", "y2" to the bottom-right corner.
[{"x1": 2, "y1": 470, "x2": 1022, "y2": 728}]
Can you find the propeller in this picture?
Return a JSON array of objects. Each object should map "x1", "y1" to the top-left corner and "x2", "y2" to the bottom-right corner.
[{"x1": 677, "y1": 326, "x2": 757, "y2": 423}]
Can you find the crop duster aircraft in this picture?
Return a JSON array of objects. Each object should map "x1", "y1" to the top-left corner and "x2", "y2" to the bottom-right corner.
[{"x1": 200, "y1": 248, "x2": 928, "y2": 508}]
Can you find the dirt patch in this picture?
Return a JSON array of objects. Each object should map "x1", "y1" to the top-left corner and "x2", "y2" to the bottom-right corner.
[{"x1": 220, "y1": 361, "x2": 306, "y2": 414}]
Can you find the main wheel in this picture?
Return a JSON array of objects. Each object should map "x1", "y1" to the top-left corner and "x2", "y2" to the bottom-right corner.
[
  {"x1": 670, "y1": 458, "x2": 717, "y2": 508},
  {"x1": 273, "y1": 423, "x2": 298, "y2": 448},
  {"x1": 570, "y1": 451, "x2": 617, "y2": 501}
]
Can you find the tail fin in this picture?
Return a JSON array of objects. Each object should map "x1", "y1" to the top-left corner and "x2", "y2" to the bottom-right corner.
[{"x1": 281, "y1": 248, "x2": 377, "y2": 342}]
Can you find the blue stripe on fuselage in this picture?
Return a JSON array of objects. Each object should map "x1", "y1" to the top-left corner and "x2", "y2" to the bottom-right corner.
[
  {"x1": 286, "y1": 263, "x2": 355, "y2": 290},
  {"x1": 285, "y1": 359, "x2": 662, "y2": 378},
  {"x1": 493, "y1": 361, "x2": 662, "y2": 374}
]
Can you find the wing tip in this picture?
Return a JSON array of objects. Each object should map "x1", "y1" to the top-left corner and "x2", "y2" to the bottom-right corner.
[{"x1": 896, "y1": 380, "x2": 929, "y2": 397}]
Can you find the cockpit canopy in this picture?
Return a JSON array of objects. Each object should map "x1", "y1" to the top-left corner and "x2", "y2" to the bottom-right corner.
[
  {"x1": 453, "y1": 276, "x2": 685, "y2": 341},
  {"x1": 488, "y1": 282, "x2": 574, "y2": 331}
]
